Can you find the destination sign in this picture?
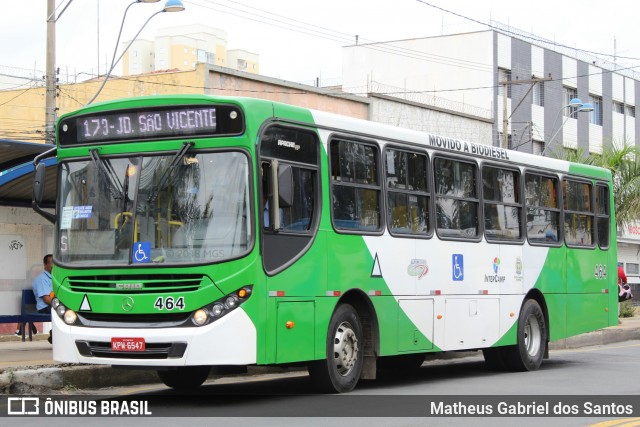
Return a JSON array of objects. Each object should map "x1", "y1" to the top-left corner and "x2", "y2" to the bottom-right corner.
[{"x1": 59, "y1": 104, "x2": 244, "y2": 145}]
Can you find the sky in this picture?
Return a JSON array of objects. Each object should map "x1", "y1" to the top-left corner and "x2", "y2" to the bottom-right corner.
[{"x1": 1, "y1": 0, "x2": 639, "y2": 89}]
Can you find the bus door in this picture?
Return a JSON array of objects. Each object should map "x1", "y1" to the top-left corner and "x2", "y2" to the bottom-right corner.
[{"x1": 258, "y1": 124, "x2": 322, "y2": 363}]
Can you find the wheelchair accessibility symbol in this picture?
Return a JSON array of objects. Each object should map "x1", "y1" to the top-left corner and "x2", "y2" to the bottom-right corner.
[
  {"x1": 452, "y1": 254, "x2": 464, "y2": 281},
  {"x1": 132, "y1": 242, "x2": 151, "y2": 263}
]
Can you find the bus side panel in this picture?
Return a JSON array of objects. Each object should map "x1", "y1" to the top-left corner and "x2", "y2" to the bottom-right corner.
[{"x1": 263, "y1": 232, "x2": 328, "y2": 364}]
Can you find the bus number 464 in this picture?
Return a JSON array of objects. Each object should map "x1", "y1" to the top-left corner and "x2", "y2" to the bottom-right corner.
[
  {"x1": 154, "y1": 296, "x2": 185, "y2": 311},
  {"x1": 594, "y1": 264, "x2": 607, "y2": 280}
]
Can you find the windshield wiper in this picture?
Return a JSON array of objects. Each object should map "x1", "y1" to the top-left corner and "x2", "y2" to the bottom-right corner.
[
  {"x1": 147, "y1": 142, "x2": 194, "y2": 203},
  {"x1": 90, "y1": 149, "x2": 125, "y2": 199}
]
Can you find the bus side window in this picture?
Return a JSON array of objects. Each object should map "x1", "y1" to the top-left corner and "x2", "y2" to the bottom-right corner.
[
  {"x1": 434, "y1": 157, "x2": 479, "y2": 239},
  {"x1": 385, "y1": 148, "x2": 430, "y2": 236},
  {"x1": 595, "y1": 183, "x2": 610, "y2": 249},
  {"x1": 563, "y1": 178, "x2": 594, "y2": 247},
  {"x1": 525, "y1": 173, "x2": 560, "y2": 244},
  {"x1": 482, "y1": 166, "x2": 522, "y2": 241},
  {"x1": 330, "y1": 139, "x2": 382, "y2": 232}
]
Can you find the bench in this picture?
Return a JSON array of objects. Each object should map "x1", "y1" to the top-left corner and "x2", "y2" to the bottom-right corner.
[{"x1": 0, "y1": 289, "x2": 52, "y2": 342}]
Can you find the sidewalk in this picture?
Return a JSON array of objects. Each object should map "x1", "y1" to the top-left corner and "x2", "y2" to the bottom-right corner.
[{"x1": 1, "y1": 317, "x2": 640, "y2": 393}]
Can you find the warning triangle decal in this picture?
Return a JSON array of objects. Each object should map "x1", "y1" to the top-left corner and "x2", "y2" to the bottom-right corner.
[
  {"x1": 80, "y1": 294, "x2": 92, "y2": 311},
  {"x1": 371, "y1": 253, "x2": 383, "y2": 278}
]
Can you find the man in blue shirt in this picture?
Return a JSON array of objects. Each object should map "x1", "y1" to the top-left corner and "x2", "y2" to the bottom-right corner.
[{"x1": 32, "y1": 254, "x2": 53, "y2": 343}]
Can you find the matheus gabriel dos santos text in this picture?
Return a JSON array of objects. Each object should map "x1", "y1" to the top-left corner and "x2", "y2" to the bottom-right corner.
[{"x1": 429, "y1": 400, "x2": 634, "y2": 416}]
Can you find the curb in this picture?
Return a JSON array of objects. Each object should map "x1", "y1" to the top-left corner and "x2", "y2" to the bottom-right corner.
[{"x1": 2, "y1": 321, "x2": 639, "y2": 393}]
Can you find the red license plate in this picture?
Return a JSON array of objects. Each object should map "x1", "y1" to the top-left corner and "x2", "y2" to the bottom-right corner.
[{"x1": 111, "y1": 337, "x2": 146, "y2": 352}]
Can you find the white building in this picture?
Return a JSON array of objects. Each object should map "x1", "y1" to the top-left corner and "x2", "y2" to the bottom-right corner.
[
  {"x1": 342, "y1": 23, "x2": 640, "y2": 284},
  {"x1": 122, "y1": 25, "x2": 259, "y2": 75}
]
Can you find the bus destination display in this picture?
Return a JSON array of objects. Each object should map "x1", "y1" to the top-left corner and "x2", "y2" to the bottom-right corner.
[{"x1": 59, "y1": 105, "x2": 244, "y2": 145}]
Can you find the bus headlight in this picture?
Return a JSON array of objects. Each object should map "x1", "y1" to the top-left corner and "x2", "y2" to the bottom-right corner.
[
  {"x1": 211, "y1": 304, "x2": 224, "y2": 317},
  {"x1": 191, "y1": 285, "x2": 253, "y2": 327},
  {"x1": 56, "y1": 304, "x2": 67, "y2": 317},
  {"x1": 193, "y1": 309, "x2": 208, "y2": 326},
  {"x1": 63, "y1": 309, "x2": 77, "y2": 325}
]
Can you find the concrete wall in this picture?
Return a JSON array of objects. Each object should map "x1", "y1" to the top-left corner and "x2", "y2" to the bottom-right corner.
[{"x1": 0, "y1": 207, "x2": 53, "y2": 317}]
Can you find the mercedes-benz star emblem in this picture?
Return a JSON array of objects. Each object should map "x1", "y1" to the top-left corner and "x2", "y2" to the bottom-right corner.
[{"x1": 122, "y1": 296, "x2": 135, "y2": 312}]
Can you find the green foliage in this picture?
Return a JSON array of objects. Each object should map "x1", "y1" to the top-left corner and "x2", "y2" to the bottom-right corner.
[{"x1": 619, "y1": 300, "x2": 635, "y2": 318}]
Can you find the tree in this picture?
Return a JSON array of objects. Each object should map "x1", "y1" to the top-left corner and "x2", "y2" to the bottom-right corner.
[{"x1": 551, "y1": 142, "x2": 640, "y2": 231}]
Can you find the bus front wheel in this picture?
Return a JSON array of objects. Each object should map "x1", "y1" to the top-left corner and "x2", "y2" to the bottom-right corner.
[
  {"x1": 504, "y1": 299, "x2": 547, "y2": 371},
  {"x1": 157, "y1": 366, "x2": 211, "y2": 391},
  {"x1": 308, "y1": 303, "x2": 363, "y2": 393}
]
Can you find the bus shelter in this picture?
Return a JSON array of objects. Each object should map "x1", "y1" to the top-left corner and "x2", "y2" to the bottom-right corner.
[{"x1": 0, "y1": 140, "x2": 56, "y2": 330}]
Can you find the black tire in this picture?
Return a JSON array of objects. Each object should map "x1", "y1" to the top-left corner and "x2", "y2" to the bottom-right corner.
[
  {"x1": 308, "y1": 304, "x2": 363, "y2": 393},
  {"x1": 157, "y1": 366, "x2": 211, "y2": 391},
  {"x1": 482, "y1": 347, "x2": 508, "y2": 371},
  {"x1": 503, "y1": 299, "x2": 547, "y2": 371}
]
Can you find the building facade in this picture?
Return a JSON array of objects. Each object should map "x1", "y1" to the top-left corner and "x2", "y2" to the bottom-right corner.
[
  {"x1": 122, "y1": 25, "x2": 259, "y2": 75},
  {"x1": 342, "y1": 26, "x2": 640, "y2": 282}
]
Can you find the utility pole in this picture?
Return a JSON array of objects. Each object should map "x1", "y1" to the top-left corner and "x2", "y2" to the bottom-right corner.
[
  {"x1": 500, "y1": 76, "x2": 552, "y2": 149},
  {"x1": 45, "y1": 0, "x2": 56, "y2": 145}
]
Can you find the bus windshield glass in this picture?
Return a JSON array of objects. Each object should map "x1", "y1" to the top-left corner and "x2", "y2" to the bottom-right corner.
[{"x1": 56, "y1": 151, "x2": 251, "y2": 266}]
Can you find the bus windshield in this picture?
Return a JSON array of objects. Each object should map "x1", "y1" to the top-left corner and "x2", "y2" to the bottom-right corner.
[{"x1": 56, "y1": 150, "x2": 251, "y2": 266}]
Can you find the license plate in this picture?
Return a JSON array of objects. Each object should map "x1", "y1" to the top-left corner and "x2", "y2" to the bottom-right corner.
[{"x1": 111, "y1": 337, "x2": 145, "y2": 352}]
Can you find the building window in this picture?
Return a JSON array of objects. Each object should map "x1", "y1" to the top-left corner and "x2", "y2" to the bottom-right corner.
[
  {"x1": 533, "y1": 82, "x2": 544, "y2": 107},
  {"x1": 627, "y1": 263, "x2": 639, "y2": 275},
  {"x1": 589, "y1": 95, "x2": 603, "y2": 126},
  {"x1": 564, "y1": 87, "x2": 578, "y2": 117},
  {"x1": 533, "y1": 140, "x2": 545, "y2": 155},
  {"x1": 627, "y1": 105, "x2": 636, "y2": 118},
  {"x1": 614, "y1": 101, "x2": 624, "y2": 114},
  {"x1": 498, "y1": 68, "x2": 512, "y2": 99}
]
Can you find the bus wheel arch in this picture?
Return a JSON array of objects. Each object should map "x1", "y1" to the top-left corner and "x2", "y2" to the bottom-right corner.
[
  {"x1": 504, "y1": 294, "x2": 548, "y2": 371},
  {"x1": 525, "y1": 289, "x2": 550, "y2": 359},
  {"x1": 308, "y1": 290, "x2": 379, "y2": 392}
]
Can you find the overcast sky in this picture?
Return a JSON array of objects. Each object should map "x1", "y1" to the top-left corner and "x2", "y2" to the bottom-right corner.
[{"x1": 2, "y1": 0, "x2": 639, "y2": 88}]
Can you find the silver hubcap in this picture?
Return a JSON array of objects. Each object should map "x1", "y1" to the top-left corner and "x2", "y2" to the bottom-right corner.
[
  {"x1": 524, "y1": 315, "x2": 541, "y2": 357},
  {"x1": 332, "y1": 321, "x2": 359, "y2": 376}
]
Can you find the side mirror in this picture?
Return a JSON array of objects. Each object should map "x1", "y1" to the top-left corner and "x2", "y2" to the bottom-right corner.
[
  {"x1": 32, "y1": 162, "x2": 55, "y2": 224},
  {"x1": 33, "y1": 162, "x2": 46, "y2": 204}
]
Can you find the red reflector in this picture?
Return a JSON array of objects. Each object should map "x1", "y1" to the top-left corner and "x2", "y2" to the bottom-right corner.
[
  {"x1": 277, "y1": 290, "x2": 285, "y2": 297},
  {"x1": 435, "y1": 290, "x2": 441, "y2": 295},
  {"x1": 603, "y1": 289, "x2": 609, "y2": 294},
  {"x1": 483, "y1": 290, "x2": 489, "y2": 295}
]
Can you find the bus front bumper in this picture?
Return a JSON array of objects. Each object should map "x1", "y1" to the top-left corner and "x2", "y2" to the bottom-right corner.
[{"x1": 51, "y1": 308, "x2": 257, "y2": 367}]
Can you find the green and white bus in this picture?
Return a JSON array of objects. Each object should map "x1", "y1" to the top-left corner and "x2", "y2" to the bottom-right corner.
[{"x1": 32, "y1": 94, "x2": 618, "y2": 393}]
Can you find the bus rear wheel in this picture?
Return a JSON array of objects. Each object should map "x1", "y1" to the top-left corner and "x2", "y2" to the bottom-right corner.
[
  {"x1": 503, "y1": 299, "x2": 547, "y2": 371},
  {"x1": 308, "y1": 303, "x2": 363, "y2": 393},
  {"x1": 157, "y1": 366, "x2": 211, "y2": 391}
]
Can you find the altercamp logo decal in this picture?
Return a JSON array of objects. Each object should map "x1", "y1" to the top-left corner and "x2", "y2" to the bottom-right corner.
[
  {"x1": 485, "y1": 257, "x2": 506, "y2": 283},
  {"x1": 407, "y1": 259, "x2": 429, "y2": 279}
]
